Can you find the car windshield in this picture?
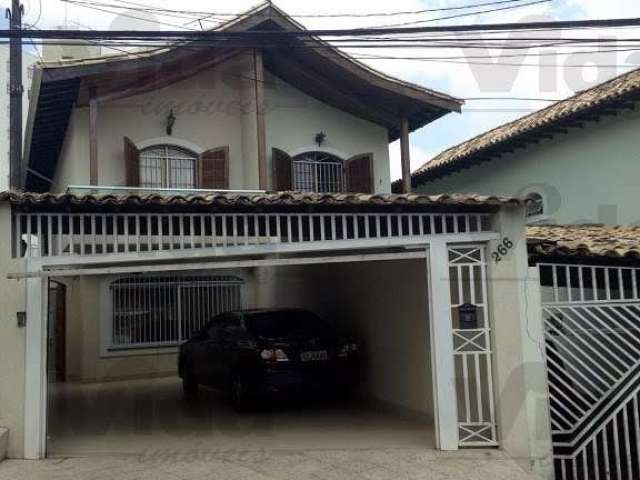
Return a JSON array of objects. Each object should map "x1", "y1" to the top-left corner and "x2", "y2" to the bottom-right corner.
[{"x1": 245, "y1": 310, "x2": 333, "y2": 339}]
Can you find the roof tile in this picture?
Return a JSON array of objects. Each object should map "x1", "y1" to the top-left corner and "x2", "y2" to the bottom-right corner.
[{"x1": 528, "y1": 224, "x2": 640, "y2": 259}]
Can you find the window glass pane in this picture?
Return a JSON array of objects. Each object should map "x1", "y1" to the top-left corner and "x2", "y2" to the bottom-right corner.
[
  {"x1": 292, "y1": 151, "x2": 344, "y2": 193},
  {"x1": 139, "y1": 145, "x2": 197, "y2": 189},
  {"x1": 140, "y1": 155, "x2": 163, "y2": 189}
]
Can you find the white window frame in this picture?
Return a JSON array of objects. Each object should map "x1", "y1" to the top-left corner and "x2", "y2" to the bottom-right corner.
[
  {"x1": 292, "y1": 151, "x2": 345, "y2": 193},
  {"x1": 100, "y1": 273, "x2": 246, "y2": 356},
  {"x1": 139, "y1": 145, "x2": 198, "y2": 189}
]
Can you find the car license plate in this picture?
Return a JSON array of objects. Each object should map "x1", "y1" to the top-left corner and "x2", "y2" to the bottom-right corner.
[{"x1": 301, "y1": 350, "x2": 328, "y2": 362}]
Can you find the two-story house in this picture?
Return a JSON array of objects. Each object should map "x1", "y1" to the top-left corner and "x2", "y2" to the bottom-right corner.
[{"x1": 0, "y1": 4, "x2": 550, "y2": 479}]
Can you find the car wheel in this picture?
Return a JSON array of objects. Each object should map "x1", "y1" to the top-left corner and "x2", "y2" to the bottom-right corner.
[
  {"x1": 230, "y1": 375, "x2": 253, "y2": 411},
  {"x1": 182, "y1": 364, "x2": 198, "y2": 397}
]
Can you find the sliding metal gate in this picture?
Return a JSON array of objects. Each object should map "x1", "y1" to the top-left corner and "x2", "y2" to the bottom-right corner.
[{"x1": 540, "y1": 263, "x2": 640, "y2": 480}]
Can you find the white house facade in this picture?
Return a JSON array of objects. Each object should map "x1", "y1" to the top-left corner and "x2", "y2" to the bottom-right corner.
[
  {"x1": 408, "y1": 68, "x2": 640, "y2": 226},
  {"x1": 0, "y1": 4, "x2": 552, "y2": 479}
]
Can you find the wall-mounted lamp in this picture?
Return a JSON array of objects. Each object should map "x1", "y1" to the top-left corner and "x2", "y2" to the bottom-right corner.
[
  {"x1": 315, "y1": 131, "x2": 326, "y2": 147},
  {"x1": 166, "y1": 109, "x2": 176, "y2": 136}
]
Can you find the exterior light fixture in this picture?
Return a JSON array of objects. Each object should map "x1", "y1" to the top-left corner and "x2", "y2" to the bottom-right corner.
[
  {"x1": 166, "y1": 109, "x2": 176, "y2": 136},
  {"x1": 315, "y1": 131, "x2": 326, "y2": 147}
]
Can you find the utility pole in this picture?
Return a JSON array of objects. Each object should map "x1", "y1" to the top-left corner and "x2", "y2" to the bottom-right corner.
[{"x1": 8, "y1": 0, "x2": 23, "y2": 190}]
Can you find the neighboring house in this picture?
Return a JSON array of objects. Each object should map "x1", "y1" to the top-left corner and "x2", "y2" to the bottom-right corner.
[
  {"x1": 406, "y1": 67, "x2": 640, "y2": 226},
  {"x1": 407, "y1": 69, "x2": 640, "y2": 480},
  {"x1": 0, "y1": 46, "x2": 37, "y2": 190},
  {"x1": 0, "y1": 4, "x2": 550, "y2": 478}
]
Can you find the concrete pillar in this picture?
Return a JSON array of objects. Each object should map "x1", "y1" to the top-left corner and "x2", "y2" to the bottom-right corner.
[
  {"x1": 428, "y1": 241, "x2": 459, "y2": 450},
  {"x1": 23, "y1": 270, "x2": 48, "y2": 459},
  {"x1": 487, "y1": 206, "x2": 553, "y2": 478}
]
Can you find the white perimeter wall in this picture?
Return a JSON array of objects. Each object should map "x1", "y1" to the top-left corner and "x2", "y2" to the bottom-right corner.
[{"x1": 0, "y1": 205, "x2": 28, "y2": 458}]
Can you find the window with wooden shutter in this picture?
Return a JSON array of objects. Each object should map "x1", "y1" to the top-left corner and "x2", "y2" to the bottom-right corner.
[
  {"x1": 272, "y1": 148, "x2": 292, "y2": 191},
  {"x1": 199, "y1": 146, "x2": 229, "y2": 190},
  {"x1": 346, "y1": 154, "x2": 374, "y2": 193},
  {"x1": 124, "y1": 137, "x2": 140, "y2": 187}
]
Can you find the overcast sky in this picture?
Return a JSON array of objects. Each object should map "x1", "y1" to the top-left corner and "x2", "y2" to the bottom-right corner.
[{"x1": 3, "y1": 0, "x2": 640, "y2": 180}]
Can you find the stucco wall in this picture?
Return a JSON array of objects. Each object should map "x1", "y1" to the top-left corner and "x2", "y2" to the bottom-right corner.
[
  {"x1": 264, "y1": 72, "x2": 391, "y2": 193},
  {"x1": 63, "y1": 276, "x2": 177, "y2": 383},
  {"x1": 418, "y1": 108, "x2": 640, "y2": 225},
  {"x1": 0, "y1": 205, "x2": 27, "y2": 458},
  {"x1": 51, "y1": 53, "x2": 391, "y2": 194}
]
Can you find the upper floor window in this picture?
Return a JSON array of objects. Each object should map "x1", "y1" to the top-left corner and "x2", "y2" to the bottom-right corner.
[
  {"x1": 292, "y1": 151, "x2": 345, "y2": 193},
  {"x1": 139, "y1": 145, "x2": 198, "y2": 189},
  {"x1": 526, "y1": 192, "x2": 545, "y2": 220}
]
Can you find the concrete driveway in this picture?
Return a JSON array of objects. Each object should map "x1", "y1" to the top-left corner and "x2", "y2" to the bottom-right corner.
[{"x1": 0, "y1": 448, "x2": 543, "y2": 480}]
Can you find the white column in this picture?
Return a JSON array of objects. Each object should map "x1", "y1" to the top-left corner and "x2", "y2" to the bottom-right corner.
[
  {"x1": 427, "y1": 240, "x2": 459, "y2": 450},
  {"x1": 24, "y1": 270, "x2": 48, "y2": 459}
]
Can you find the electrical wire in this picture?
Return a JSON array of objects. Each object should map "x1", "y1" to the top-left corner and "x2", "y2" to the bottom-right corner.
[
  {"x1": 60, "y1": 0, "x2": 550, "y2": 19},
  {"x1": 24, "y1": 0, "x2": 43, "y2": 29},
  {"x1": 366, "y1": 0, "x2": 551, "y2": 29}
]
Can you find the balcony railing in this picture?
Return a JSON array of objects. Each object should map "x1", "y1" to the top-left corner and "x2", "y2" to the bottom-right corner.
[
  {"x1": 13, "y1": 212, "x2": 493, "y2": 258},
  {"x1": 293, "y1": 160, "x2": 344, "y2": 193}
]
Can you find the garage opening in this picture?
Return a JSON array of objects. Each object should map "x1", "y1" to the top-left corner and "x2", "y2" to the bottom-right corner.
[{"x1": 45, "y1": 256, "x2": 436, "y2": 456}]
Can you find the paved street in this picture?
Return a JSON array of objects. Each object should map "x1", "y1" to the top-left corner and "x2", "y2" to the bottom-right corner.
[{"x1": 0, "y1": 448, "x2": 543, "y2": 480}]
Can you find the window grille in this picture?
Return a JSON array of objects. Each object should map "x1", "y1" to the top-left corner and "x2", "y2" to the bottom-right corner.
[
  {"x1": 140, "y1": 145, "x2": 197, "y2": 189},
  {"x1": 292, "y1": 152, "x2": 344, "y2": 193},
  {"x1": 110, "y1": 275, "x2": 243, "y2": 349},
  {"x1": 526, "y1": 192, "x2": 545, "y2": 218}
]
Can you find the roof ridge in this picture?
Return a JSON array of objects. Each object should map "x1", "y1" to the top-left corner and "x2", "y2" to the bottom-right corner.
[{"x1": 413, "y1": 65, "x2": 640, "y2": 178}]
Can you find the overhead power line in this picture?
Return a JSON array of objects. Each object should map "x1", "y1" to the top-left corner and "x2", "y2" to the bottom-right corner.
[
  {"x1": 60, "y1": 0, "x2": 549, "y2": 19},
  {"x1": 6, "y1": 17, "x2": 640, "y2": 40},
  {"x1": 366, "y1": 0, "x2": 551, "y2": 28}
]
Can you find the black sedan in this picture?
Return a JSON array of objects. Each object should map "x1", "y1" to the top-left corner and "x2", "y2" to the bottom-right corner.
[{"x1": 178, "y1": 308, "x2": 359, "y2": 408}]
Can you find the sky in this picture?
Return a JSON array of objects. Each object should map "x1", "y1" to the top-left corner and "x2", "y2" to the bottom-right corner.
[{"x1": 3, "y1": 0, "x2": 640, "y2": 180}]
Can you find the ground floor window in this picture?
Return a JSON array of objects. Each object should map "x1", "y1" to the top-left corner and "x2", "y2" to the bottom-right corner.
[{"x1": 110, "y1": 275, "x2": 244, "y2": 349}]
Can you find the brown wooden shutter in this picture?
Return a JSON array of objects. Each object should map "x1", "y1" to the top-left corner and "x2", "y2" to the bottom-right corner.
[
  {"x1": 272, "y1": 148, "x2": 292, "y2": 191},
  {"x1": 124, "y1": 137, "x2": 140, "y2": 187},
  {"x1": 346, "y1": 153, "x2": 374, "y2": 193},
  {"x1": 199, "y1": 146, "x2": 229, "y2": 190}
]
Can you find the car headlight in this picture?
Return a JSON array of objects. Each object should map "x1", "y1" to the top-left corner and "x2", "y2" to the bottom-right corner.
[{"x1": 260, "y1": 349, "x2": 289, "y2": 362}]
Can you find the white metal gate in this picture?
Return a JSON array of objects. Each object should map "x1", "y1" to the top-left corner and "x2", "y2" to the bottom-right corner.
[
  {"x1": 540, "y1": 263, "x2": 640, "y2": 480},
  {"x1": 448, "y1": 245, "x2": 497, "y2": 447}
]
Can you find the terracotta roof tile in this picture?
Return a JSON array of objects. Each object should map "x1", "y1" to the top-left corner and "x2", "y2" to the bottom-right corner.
[
  {"x1": 410, "y1": 67, "x2": 640, "y2": 184},
  {"x1": 0, "y1": 190, "x2": 522, "y2": 210},
  {"x1": 528, "y1": 224, "x2": 640, "y2": 260}
]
